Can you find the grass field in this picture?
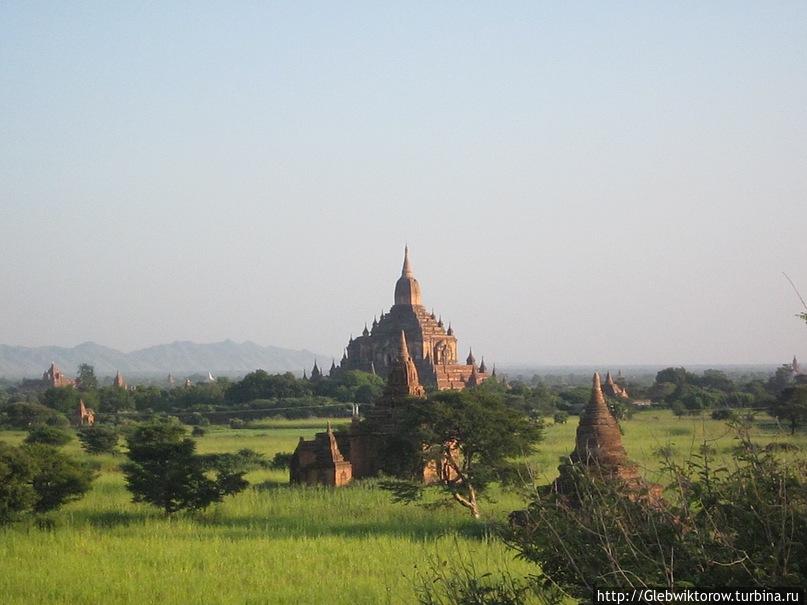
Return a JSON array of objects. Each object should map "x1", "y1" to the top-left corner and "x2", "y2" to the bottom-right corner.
[{"x1": 0, "y1": 410, "x2": 804, "y2": 604}]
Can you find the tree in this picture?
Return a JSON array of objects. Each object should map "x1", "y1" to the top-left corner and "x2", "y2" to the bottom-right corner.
[
  {"x1": 383, "y1": 389, "x2": 543, "y2": 519},
  {"x1": 76, "y1": 363, "x2": 98, "y2": 392},
  {"x1": 769, "y1": 385, "x2": 807, "y2": 434},
  {"x1": 77, "y1": 426, "x2": 120, "y2": 454},
  {"x1": 1, "y1": 402, "x2": 69, "y2": 429},
  {"x1": 0, "y1": 442, "x2": 94, "y2": 524},
  {"x1": 767, "y1": 365, "x2": 795, "y2": 395},
  {"x1": 24, "y1": 425, "x2": 73, "y2": 447},
  {"x1": 0, "y1": 442, "x2": 36, "y2": 524},
  {"x1": 40, "y1": 387, "x2": 82, "y2": 416},
  {"x1": 24, "y1": 444, "x2": 95, "y2": 513},
  {"x1": 121, "y1": 419, "x2": 248, "y2": 513}
]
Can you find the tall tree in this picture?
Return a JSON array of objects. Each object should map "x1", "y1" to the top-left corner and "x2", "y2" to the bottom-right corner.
[
  {"x1": 76, "y1": 363, "x2": 98, "y2": 391},
  {"x1": 770, "y1": 385, "x2": 807, "y2": 434}
]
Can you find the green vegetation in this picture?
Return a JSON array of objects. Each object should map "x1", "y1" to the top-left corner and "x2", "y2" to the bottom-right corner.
[
  {"x1": 0, "y1": 411, "x2": 804, "y2": 603},
  {"x1": 509, "y1": 423, "x2": 806, "y2": 597},
  {"x1": 0, "y1": 441, "x2": 94, "y2": 523},
  {"x1": 121, "y1": 419, "x2": 249, "y2": 514},
  {"x1": 77, "y1": 425, "x2": 120, "y2": 454},
  {"x1": 381, "y1": 387, "x2": 543, "y2": 518}
]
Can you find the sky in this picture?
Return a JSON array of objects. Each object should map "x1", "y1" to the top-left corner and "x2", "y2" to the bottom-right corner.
[{"x1": 1, "y1": 2, "x2": 806, "y2": 366}]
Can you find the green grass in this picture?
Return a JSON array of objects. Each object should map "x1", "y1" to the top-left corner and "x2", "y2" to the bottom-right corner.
[{"x1": 0, "y1": 412, "x2": 804, "y2": 604}]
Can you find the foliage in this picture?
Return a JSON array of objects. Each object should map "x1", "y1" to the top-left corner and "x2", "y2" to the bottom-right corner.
[
  {"x1": 24, "y1": 425, "x2": 73, "y2": 446},
  {"x1": 769, "y1": 385, "x2": 807, "y2": 434},
  {"x1": 98, "y1": 386, "x2": 133, "y2": 413},
  {"x1": 552, "y1": 411, "x2": 568, "y2": 425},
  {"x1": 121, "y1": 419, "x2": 249, "y2": 513},
  {"x1": 226, "y1": 370, "x2": 312, "y2": 403},
  {"x1": 40, "y1": 387, "x2": 82, "y2": 416},
  {"x1": 0, "y1": 401, "x2": 69, "y2": 429},
  {"x1": 767, "y1": 365, "x2": 796, "y2": 396},
  {"x1": 0, "y1": 441, "x2": 94, "y2": 524},
  {"x1": 25, "y1": 444, "x2": 96, "y2": 513},
  {"x1": 77, "y1": 426, "x2": 120, "y2": 454},
  {"x1": 382, "y1": 389, "x2": 543, "y2": 518},
  {"x1": 507, "y1": 429, "x2": 807, "y2": 598},
  {"x1": 0, "y1": 441, "x2": 36, "y2": 524},
  {"x1": 76, "y1": 363, "x2": 98, "y2": 391},
  {"x1": 270, "y1": 451, "x2": 293, "y2": 470},
  {"x1": 191, "y1": 426, "x2": 206, "y2": 437}
]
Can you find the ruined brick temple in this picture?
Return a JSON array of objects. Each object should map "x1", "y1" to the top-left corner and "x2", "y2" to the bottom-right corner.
[
  {"x1": 291, "y1": 325, "x2": 470, "y2": 486},
  {"x1": 338, "y1": 246, "x2": 489, "y2": 390}
]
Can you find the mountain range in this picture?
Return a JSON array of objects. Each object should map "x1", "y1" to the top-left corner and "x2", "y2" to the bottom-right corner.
[{"x1": 0, "y1": 340, "x2": 325, "y2": 378}]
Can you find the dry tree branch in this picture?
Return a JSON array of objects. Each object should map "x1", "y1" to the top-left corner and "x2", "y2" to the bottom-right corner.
[{"x1": 783, "y1": 272, "x2": 807, "y2": 312}]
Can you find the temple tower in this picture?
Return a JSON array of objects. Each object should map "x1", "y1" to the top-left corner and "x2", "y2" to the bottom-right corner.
[{"x1": 383, "y1": 331, "x2": 426, "y2": 400}]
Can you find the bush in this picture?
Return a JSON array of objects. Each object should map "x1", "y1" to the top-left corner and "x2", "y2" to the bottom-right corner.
[
  {"x1": 24, "y1": 425, "x2": 73, "y2": 447},
  {"x1": 191, "y1": 426, "x2": 206, "y2": 437},
  {"x1": 229, "y1": 418, "x2": 245, "y2": 429},
  {"x1": 552, "y1": 411, "x2": 569, "y2": 425},
  {"x1": 77, "y1": 426, "x2": 120, "y2": 455},
  {"x1": 187, "y1": 412, "x2": 210, "y2": 426},
  {"x1": 270, "y1": 451, "x2": 293, "y2": 470},
  {"x1": 508, "y1": 430, "x2": 807, "y2": 597}
]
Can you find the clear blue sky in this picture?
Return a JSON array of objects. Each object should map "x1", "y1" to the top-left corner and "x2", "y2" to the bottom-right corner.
[{"x1": 1, "y1": 2, "x2": 805, "y2": 365}]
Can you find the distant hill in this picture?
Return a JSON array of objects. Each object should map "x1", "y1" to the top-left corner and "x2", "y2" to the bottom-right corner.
[{"x1": 0, "y1": 340, "x2": 324, "y2": 379}]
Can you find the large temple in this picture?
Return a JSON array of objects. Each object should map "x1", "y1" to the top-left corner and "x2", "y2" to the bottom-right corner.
[{"x1": 338, "y1": 246, "x2": 489, "y2": 390}]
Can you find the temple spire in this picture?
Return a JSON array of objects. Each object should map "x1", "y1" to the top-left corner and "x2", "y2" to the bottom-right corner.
[{"x1": 402, "y1": 245, "x2": 413, "y2": 277}]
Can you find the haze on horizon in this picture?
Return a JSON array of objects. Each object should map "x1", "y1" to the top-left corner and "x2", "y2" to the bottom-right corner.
[{"x1": 1, "y1": 2, "x2": 805, "y2": 367}]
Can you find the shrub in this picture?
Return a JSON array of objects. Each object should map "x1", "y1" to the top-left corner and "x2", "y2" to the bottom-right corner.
[
  {"x1": 191, "y1": 426, "x2": 206, "y2": 437},
  {"x1": 77, "y1": 426, "x2": 120, "y2": 455},
  {"x1": 270, "y1": 451, "x2": 293, "y2": 470},
  {"x1": 229, "y1": 418, "x2": 245, "y2": 429},
  {"x1": 24, "y1": 425, "x2": 73, "y2": 447},
  {"x1": 187, "y1": 412, "x2": 210, "y2": 426},
  {"x1": 552, "y1": 411, "x2": 568, "y2": 425},
  {"x1": 507, "y1": 430, "x2": 807, "y2": 597}
]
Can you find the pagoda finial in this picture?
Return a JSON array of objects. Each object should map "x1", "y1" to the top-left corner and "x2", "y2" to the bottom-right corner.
[
  {"x1": 479, "y1": 357, "x2": 487, "y2": 373},
  {"x1": 446, "y1": 322, "x2": 453, "y2": 336},
  {"x1": 402, "y1": 245, "x2": 413, "y2": 277},
  {"x1": 362, "y1": 323, "x2": 369, "y2": 337},
  {"x1": 466, "y1": 348, "x2": 476, "y2": 366}
]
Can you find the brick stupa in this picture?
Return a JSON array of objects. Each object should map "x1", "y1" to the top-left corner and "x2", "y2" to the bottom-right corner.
[{"x1": 554, "y1": 373, "x2": 660, "y2": 501}]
